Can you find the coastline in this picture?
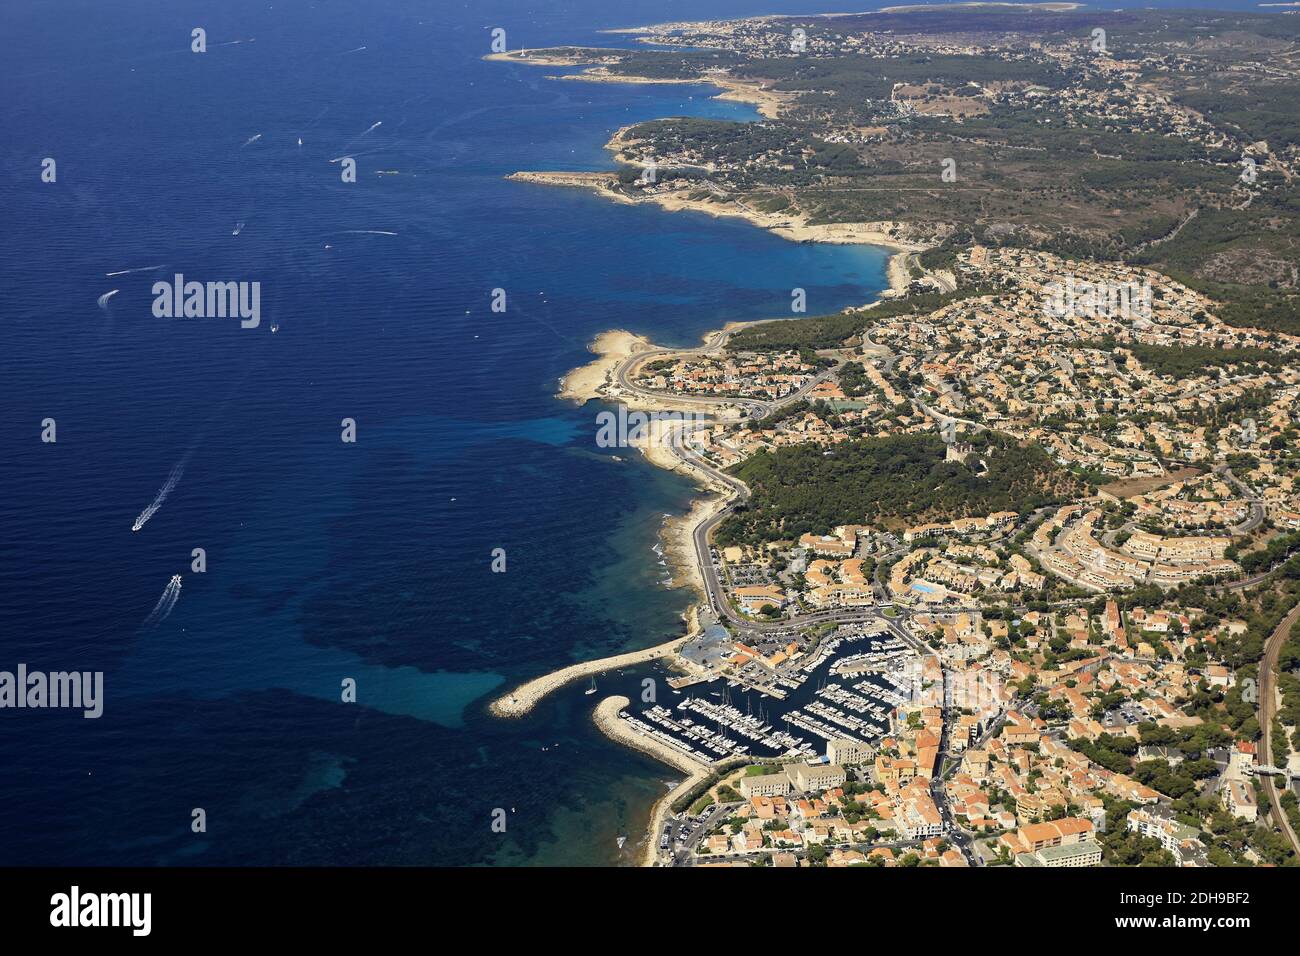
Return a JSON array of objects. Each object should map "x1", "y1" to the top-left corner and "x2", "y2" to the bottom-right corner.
[
  {"x1": 631, "y1": 425, "x2": 736, "y2": 595},
  {"x1": 492, "y1": 180, "x2": 911, "y2": 717},
  {"x1": 488, "y1": 626, "x2": 690, "y2": 719},
  {"x1": 506, "y1": 172, "x2": 924, "y2": 276},
  {"x1": 485, "y1": 50, "x2": 790, "y2": 119},
  {"x1": 556, "y1": 328, "x2": 653, "y2": 403},
  {"x1": 593, "y1": 695, "x2": 712, "y2": 867},
  {"x1": 556, "y1": 73, "x2": 789, "y2": 119},
  {"x1": 512, "y1": 171, "x2": 922, "y2": 250},
  {"x1": 489, "y1": 43, "x2": 917, "y2": 865},
  {"x1": 591, "y1": 695, "x2": 707, "y2": 776}
]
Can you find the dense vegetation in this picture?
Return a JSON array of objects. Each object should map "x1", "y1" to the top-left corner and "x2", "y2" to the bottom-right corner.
[
  {"x1": 1083, "y1": 338, "x2": 1286, "y2": 379},
  {"x1": 1233, "y1": 531, "x2": 1300, "y2": 576},
  {"x1": 1278, "y1": 618, "x2": 1300, "y2": 752},
  {"x1": 716, "y1": 432, "x2": 1082, "y2": 545},
  {"x1": 725, "y1": 285, "x2": 1001, "y2": 352}
]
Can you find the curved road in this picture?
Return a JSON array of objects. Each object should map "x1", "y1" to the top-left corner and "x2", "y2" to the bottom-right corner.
[
  {"x1": 615, "y1": 318, "x2": 869, "y2": 419},
  {"x1": 614, "y1": 324, "x2": 879, "y2": 635},
  {"x1": 663, "y1": 419, "x2": 932, "y2": 661}
]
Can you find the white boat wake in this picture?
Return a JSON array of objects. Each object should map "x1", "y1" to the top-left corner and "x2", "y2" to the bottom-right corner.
[
  {"x1": 97, "y1": 290, "x2": 119, "y2": 310},
  {"x1": 242, "y1": 133, "x2": 262, "y2": 147},
  {"x1": 105, "y1": 264, "x2": 164, "y2": 277},
  {"x1": 141, "y1": 574, "x2": 183, "y2": 629},
  {"x1": 132, "y1": 461, "x2": 185, "y2": 532},
  {"x1": 331, "y1": 120, "x2": 381, "y2": 158}
]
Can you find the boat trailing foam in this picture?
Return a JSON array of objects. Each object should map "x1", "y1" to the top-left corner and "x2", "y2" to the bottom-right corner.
[
  {"x1": 105, "y1": 264, "x2": 164, "y2": 277},
  {"x1": 132, "y1": 461, "x2": 184, "y2": 532},
  {"x1": 141, "y1": 575, "x2": 182, "y2": 629}
]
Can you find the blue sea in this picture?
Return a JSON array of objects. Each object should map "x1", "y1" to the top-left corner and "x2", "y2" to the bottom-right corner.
[{"x1": 0, "y1": 0, "x2": 1272, "y2": 865}]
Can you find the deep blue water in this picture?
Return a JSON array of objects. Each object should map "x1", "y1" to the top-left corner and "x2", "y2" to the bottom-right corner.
[
  {"x1": 0, "y1": 0, "x2": 893, "y2": 866},
  {"x1": 0, "y1": 0, "x2": 1276, "y2": 865}
]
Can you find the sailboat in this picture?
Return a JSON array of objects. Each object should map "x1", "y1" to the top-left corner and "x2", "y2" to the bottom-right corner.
[{"x1": 585, "y1": 676, "x2": 597, "y2": 696}]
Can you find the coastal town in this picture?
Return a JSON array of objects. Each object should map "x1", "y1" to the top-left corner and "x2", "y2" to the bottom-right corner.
[
  {"x1": 497, "y1": 237, "x2": 1300, "y2": 869},
  {"x1": 488, "y1": 4, "x2": 1300, "y2": 868}
]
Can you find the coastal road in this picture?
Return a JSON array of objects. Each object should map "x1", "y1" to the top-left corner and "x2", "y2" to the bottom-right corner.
[
  {"x1": 614, "y1": 325, "x2": 768, "y2": 416},
  {"x1": 614, "y1": 328, "x2": 840, "y2": 420},
  {"x1": 611, "y1": 330, "x2": 936, "y2": 645},
  {"x1": 1258, "y1": 601, "x2": 1300, "y2": 857},
  {"x1": 671, "y1": 423, "x2": 907, "y2": 636},
  {"x1": 667, "y1": 418, "x2": 941, "y2": 642},
  {"x1": 681, "y1": 430, "x2": 752, "y2": 629}
]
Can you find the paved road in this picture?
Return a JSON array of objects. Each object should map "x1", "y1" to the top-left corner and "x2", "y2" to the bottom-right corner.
[
  {"x1": 642, "y1": 378, "x2": 968, "y2": 849},
  {"x1": 620, "y1": 340, "x2": 897, "y2": 639},
  {"x1": 1218, "y1": 465, "x2": 1266, "y2": 535},
  {"x1": 667, "y1": 802, "x2": 734, "y2": 864},
  {"x1": 912, "y1": 391, "x2": 979, "y2": 433},
  {"x1": 615, "y1": 324, "x2": 776, "y2": 417},
  {"x1": 1259, "y1": 601, "x2": 1300, "y2": 856},
  {"x1": 613, "y1": 324, "x2": 972, "y2": 857}
]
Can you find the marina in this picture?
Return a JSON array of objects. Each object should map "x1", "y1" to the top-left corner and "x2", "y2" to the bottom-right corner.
[{"x1": 618, "y1": 620, "x2": 921, "y2": 765}]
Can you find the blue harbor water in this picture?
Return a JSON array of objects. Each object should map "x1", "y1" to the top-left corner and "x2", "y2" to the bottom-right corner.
[{"x1": 0, "y1": 0, "x2": 1270, "y2": 865}]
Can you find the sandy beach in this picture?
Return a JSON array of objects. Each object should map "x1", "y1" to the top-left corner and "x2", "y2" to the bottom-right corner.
[
  {"x1": 887, "y1": 252, "x2": 916, "y2": 294},
  {"x1": 552, "y1": 314, "x2": 749, "y2": 415},
  {"x1": 708, "y1": 77, "x2": 789, "y2": 118},
  {"x1": 556, "y1": 328, "x2": 652, "y2": 402},
  {"x1": 552, "y1": 321, "x2": 745, "y2": 599},
  {"x1": 630, "y1": 424, "x2": 736, "y2": 598},
  {"x1": 487, "y1": 48, "x2": 792, "y2": 119},
  {"x1": 554, "y1": 69, "x2": 699, "y2": 86},
  {"x1": 484, "y1": 50, "x2": 599, "y2": 67},
  {"x1": 561, "y1": 72, "x2": 789, "y2": 118}
]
